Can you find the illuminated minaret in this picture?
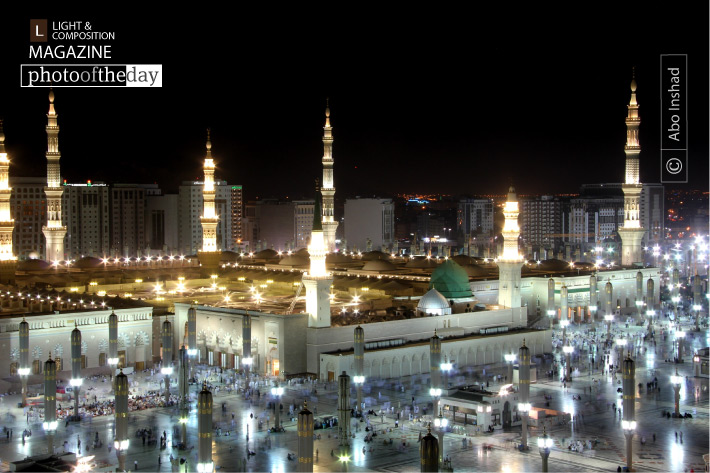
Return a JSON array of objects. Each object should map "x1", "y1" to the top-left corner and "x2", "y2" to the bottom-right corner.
[
  {"x1": 42, "y1": 89, "x2": 67, "y2": 262},
  {"x1": 321, "y1": 100, "x2": 338, "y2": 252},
  {"x1": 198, "y1": 129, "x2": 221, "y2": 273},
  {"x1": 617, "y1": 71, "x2": 645, "y2": 266},
  {"x1": 497, "y1": 186, "x2": 524, "y2": 308},
  {"x1": 0, "y1": 122, "x2": 15, "y2": 262},
  {"x1": 302, "y1": 181, "x2": 332, "y2": 328}
]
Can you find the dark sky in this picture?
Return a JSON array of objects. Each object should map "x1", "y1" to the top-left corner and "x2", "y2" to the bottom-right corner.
[{"x1": 1, "y1": 7, "x2": 708, "y2": 201}]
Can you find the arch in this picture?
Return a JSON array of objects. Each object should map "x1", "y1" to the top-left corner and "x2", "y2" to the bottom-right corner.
[
  {"x1": 9, "y1": 348, "x2": 18, "y2": 361},
  {"x1": 81, "y1": 340, "x2": 88, "y2": 355},
  {"x1": 484, "y1": 345, "x2": 492, "y2": 364},
  {"x1": 135, "y1": 331, "x2": 149, "y2": 347},
  {"x1": 493, "y1": 344, "x2": 501, "y2": 364},
  {"x1": 410, "y1": 353, "x2": 420, "y2": 375},
  {"x1": 467, "y1": 346, "x2": 476, "y2": 366},
  {"x1": 364, "y1": 359, "x2": 372, "y2": 378},
  {"x1": 391, "y1": 357, "x2": 400, "y2": 379},
  {"x1": 421, "y1": 354, "x2": 429, "y2": 374},
  {"x1": 371, "y1": 359, "x2": 381, "y2": 379},
  {"x1": 98, "y1": 339, "x2": 108, "y2": 353},
  {"x1": 32, "y1": 346, "x2": 42, "y2": 360},
  {"x1": 458, "y1": 347, "x2": 466, "y2": 367},
  {"x1": 382, "y1": 358, "x2": 391, "y2": 379},
  {"x1": 118, "y1": 333, "x2": 130, "y2": 350},
  {"x1": 53, "y1": 344, "x2": 64, "y2": 359},
  {"x1": 401, "y1": 355, "x2": 411, "y2": 377},
  {"x1": 325, "y1": 361, "x2": 335, "y2": 379}
]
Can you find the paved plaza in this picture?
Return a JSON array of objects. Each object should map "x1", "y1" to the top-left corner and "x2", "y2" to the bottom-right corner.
[{"x1": 0, "y1": 314, "x2": 707, "y2": 473}]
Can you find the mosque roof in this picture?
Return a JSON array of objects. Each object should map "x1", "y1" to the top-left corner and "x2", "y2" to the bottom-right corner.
[
  {"x1": 538, "y1": 259, "x2": 571, "y2": 271},
  {"x1": 17, "y1": 259, "x2": 52, "y2": 271},
  {"x1": 361, "y1": 260, "x2": 397, "y2": 272},
  {"x1": 361, "y1": 250, "x2": 390, "y2": 261},
  {"x1": 429, "y1": 259, "x2": 473, "y2": 298},
  {"x1": 405, "y1": 256, "x2": 439, "y2": 269},
  {"x1": 254, "y1": 249, "x2": 278, "y2": 259},
  {"x1": 74, "y1": 257, "x2": 103, "y2": 269},
  {"x1": 278, "y1": 255, "x2": 309, "y2": 267},
  {"x1": 417, "y1": 288, "x2": 450, "y2": 311}
]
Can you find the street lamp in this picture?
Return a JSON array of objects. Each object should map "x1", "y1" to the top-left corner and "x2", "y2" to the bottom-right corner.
[
  {"x1": 440, "y1": 357, "x2": 453, "y2": 390},
  {"x1": 537, "y1": 427, "x2": 553, "y2": 472},
  {"x1": 434, "y1": 408, "x2": 448, "y2": 463},
  {"x1": 604, "y1": 314, "x2": 614, "y2": 338},
  {"x1": 675, "y1": 330, "x2": 686, "y2": 363},
  {"x1": 504, "y1": 353, "x2": 516, "y2": 385},
  {"x1": 562, "y1": 346, "x2": 574, "y2": 382},
  {"x1": 271, "y1": 384, "x2": 284, "y2": 430},
  {"x1": 559, "y1": 319, "x2": 569, "y2": 344},
  {"x1": 670, "y1": 369, "x2": 683, "y2": 417},
  {"x1": 693, "y1": 354, "x2": 701, "y2": 377}
]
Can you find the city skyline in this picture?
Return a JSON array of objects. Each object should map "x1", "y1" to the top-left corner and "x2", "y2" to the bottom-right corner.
[{"x1": 0, "y1": 8, "x2": 707, "y2": 201}]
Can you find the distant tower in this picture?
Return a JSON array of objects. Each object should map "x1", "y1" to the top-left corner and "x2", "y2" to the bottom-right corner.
[
  {"x1": 198, "y1": 129, "x2": 221, "y2": 273},
  {"x1": 321, "y1": 100, "x2": 338, "y2": 252},
  {"x1": 617, "y1": 71, "x2": 645, "y2": 266},
  {"x1": 497, "y1": 186, "x2": 524, "y2": 308},
  {"x1": 303, "y1": 181, "x2": 332, "y2": 328},
  {"x1": 42, "y1": 89, "x2": 67, "y2": 262},
  {"x1": 0, "y1": 121, "x2": 15, "y2": 264}
]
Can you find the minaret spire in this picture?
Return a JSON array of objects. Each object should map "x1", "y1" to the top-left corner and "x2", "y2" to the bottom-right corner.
[
  {"x1": 0, "y1": 121, "x2": 15, "y2": 262},
  {"x1": 497, "y1": 185, "x2": 523, "y2": 309},
  {"x1": 42, "y1": 88, "x2": 67, "y2": 262},
  {"x1": 618, "y1": 70, "x2": 645, "y2": 266},
  {"x1": 320, "y1": 99, "x2": 338, "y2": 251},
  {"x1": 302, "y1": 179, "x2": 332, "y2": 328},
  {"x1": 200, "y1": 128, "x2": 219, "y2": 253}
]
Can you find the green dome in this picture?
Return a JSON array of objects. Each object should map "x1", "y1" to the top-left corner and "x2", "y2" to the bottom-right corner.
[{"x1": 429, "y1": 259, "x2": 473, "y2": 299}]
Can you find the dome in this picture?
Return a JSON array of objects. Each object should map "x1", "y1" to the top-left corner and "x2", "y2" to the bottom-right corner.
[
  {"x1": 278, "y1": 255, "x2": 309, "y2": 267},
  {"x1": 75, "y1": 256, "x2": 104, "y2": 269},
  {"x1": 417, "y1": 288, "x2": 452, "y2": 315},
  {"x1": 361, "y1": 250, "x2": 390, "y2": 261},
  {"x1": 295, "y1": 248, "x2": 310, "y2": 257},
  {"x1": 572, "y1": 261, "x2": 595, "y2": 270},
  {"x1": 326, "y1": 252, "x2": 353, "y2": 264},
  {"x1": 18, "y1": 259, "x2": 51, "y2": 271},
  {"x1": 538, "y1": 259, "x2": 571, "y2": 271},
  {"x1": 429, "y1": 259, "x2": 472, "y2": 298},
  {"x1": 221, "y1": 251, "x2": 239, "y2": 262},
  {"x1": 255, "y1": 249, "x2": 278, "y2": 259},
  {"x1": 362, "y1": 260, "x2": 397, "y2": 272},
  {"x1": 463, "y1": 264, "x2": 492, "y2": 278},
  {"x1": 405, "y1": 256, "x2": 439, "y2": 269},
  {"x1": 451, "y1": 255, "x2": 475, "y2": 266}
]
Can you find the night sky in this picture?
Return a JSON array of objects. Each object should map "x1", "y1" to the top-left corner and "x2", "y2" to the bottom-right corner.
[{"x1": 1, "y1": 7, "x2": 708, "y2": 201}]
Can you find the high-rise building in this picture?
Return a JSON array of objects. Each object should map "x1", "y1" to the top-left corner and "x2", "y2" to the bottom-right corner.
[
  {"x1": 10, "y1": 177, "x2": 45, "y2": 259},
  {"x1": 253, "y1": 200, "x2": 314, "y2": 251},
  {"x1": 178, "y1": 180, "x2": 232, "y2": 255},
  {"x1": 62, "y1": 182, "x2": 110, "y2": 258},
  {"x1": 145, "y1": 190, "x2": 178, "y2": 253},
  {"x1": 520, "y1": 195, "x2": 566, "y2": 252},
  {"x1": 111, "y1": 184, "x2": 146, "y2": 257},
  {"x1": 320, "y1": 101, "x2": 337, "y2": 252},
  {"x1": 617, "y1": 72, "x2": 645, "y2": 265},
  {"x1": 457, "y1": 199, "x2": 494, "y2": 237},
  {"x1": 640, "y1": 183, "x2": 664, "y2": 246},
  {"x1": 343, "y1": 198, "x2": 394, "y2": 252},
  {"x1": 231, "y1": 185, "x2": 243, "y2": 248},
  {"x1": 42, "y1": 89, "x2": 67, "y2": 262}
]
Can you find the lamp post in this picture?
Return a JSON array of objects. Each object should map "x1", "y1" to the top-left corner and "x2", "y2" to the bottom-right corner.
[
  {"x1": 589, "y1": 275, "x2": 598, "y2": 322},
  {"x1": 271, "y1": 383, "x2": 284, "y2": 431},
  {"x1": 43, "y1": 354, "x2": 57, "y2": 454},
  {"x1": 197, "y1": 383, "x2": 214, "y2": 473},
  {"x1": 114, "y1": 369, "x2": 129, "y2": 472},
  {"x1": 430, "y1": 331, "x2": 441, "y2": 415},
  {"x1": 604, "y1": 314, "x2": 614, "y2": 339},
  {"x1": 671, "y1": 368, "x2": 683, "y2": 417},
  {"x1": 615, "y1": 339, "x2": 627, "y2": 364},
  {"x1": 519, "y1": 339, "x2": 530, "y2": 450},
  {"x1": 19, "y1": 318, "x2": 30, "y2": 407},
  {"x1": 70, "y1": 324, "x2": 82, "y2": 420},
  {"x1": 354, "y1": 325, "x2": 365, "y2": 414},
  {"x1": 547, "y1": 278, "x2": 556, "y2": 328},
  {"x1": 108, "y1": 311, "x2": 119, "y2": 393},
  {"x1": 504, "y1": 353, "x2": 516, "y2": 385},
  {"x1": 559, "y1": 319, "x2": 569, "y2": 345},
  {"x1": 420, "y1": 424, "x2": 440, "y2": 472},
  {"x1": 622, "y1": 353, "x2": 636, "y2": 472},
  {"x1": 538, "y1": 427, "x2": 553, "y2": 472},
  {"x1": 646, "y1": 309, "x2": 655, "y2": 335},
  {"x1": 187, "y1": 304, "x2": 198, "y2": 368},
  {"x1": 440, "y1": 357, "x2": 453, "y2": 390},
  {"x1": 693, "y1": 304, "x2": 702, "y2": 332},
  {"x1": 298, "y1": 401, "x2": 314, "y2": 472},
  {"x1": 162, "y1": 316, "x2": 173, "y2": 405},
  {"x1": 434, "y1": 408, "x2": 448, "y2": 464},
  {"x1": 178, "y1": 345, "x2": 189, "y2": 446},
  {"x1": 337, "y1": 372, "x2": 351, "y2": 448},
  {"x1": 243, "y1": 314, "x2": 252, "y2": 391},
  {"x1": 561, "y1": 285, "x2": 568, "y2": 323},
  {"x1": 675, "y1": 329, "x2": 685, "y2": 363},
  {"x1": 563, "y1": 346, "x2": 574, "y2": 382},
  {"x1": 694, "y1": 354, "x2": 701, "y2": 377}
]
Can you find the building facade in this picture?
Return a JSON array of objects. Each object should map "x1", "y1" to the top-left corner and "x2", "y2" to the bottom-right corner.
[
  {"x1": 457, "y1": 198, "x2": 494, "y2": 237},
  {"x1": 231, "y1": 185, "x2": 243, "y2": 248},
  {"x1": 178, "y1": 180, "x2": 232, "y2": 255},
  {"x1": 111, "y1": 184, "x2": 146, "y2": 257},
  {"x1": 145, "y1": 192, "x2": 178, "y2": 253},
  {"x1": 10, "y1": 177, "x2": 46, "y2": 259},
  {"x1": 343, "y1": 197, "x2": 394, "y2": 252},
  {"x1": 62, "y1": 182, "x2": 111, "y2": 258}
]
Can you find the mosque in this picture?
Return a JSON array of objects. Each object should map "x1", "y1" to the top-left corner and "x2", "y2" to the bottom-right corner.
[{"x1": 0, "y1": 76, "x2": 661, "y2": 390}]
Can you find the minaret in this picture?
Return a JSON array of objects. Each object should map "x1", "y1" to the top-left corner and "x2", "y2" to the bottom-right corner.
[
  {"x1": 0, "y1": 122, "x2": 15, "y2": 262},
  {"x1": 42, "y1": 89, "x2": 67, "y2": 262},
  {"x1": 302, "y1": 181, "x2": 332, "y2": 328},
  {"x1": 617, "y1": 71, "x2": 645, "y2": 266},
  {"x1": 198, "y1": 129, "x2": 221, "y2": 273},
  {"x1": 321, "y1": 100, "x2": 338, "y2": 252},
  {"x1": 497, "y1": 186, "x2": 524, "y2": 308}
]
